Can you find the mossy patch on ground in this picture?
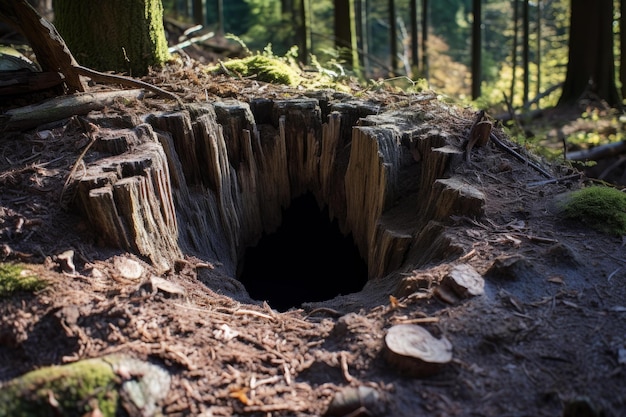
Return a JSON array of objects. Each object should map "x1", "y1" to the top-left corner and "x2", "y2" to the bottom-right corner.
[
  {"x1": 208, "y1": 54, "x2": 302, "y2": 86},
  {"x1": 0, "y1": 263, "x2": 47, "y2": 297},
  {"x1": 0, "y1": 355, "x2": 171, "y2": 417},
  {"x1": 558, "y1": 186, "x2": 626, "y2": 236},
  {"x1": 0, "y1": 357, "x2": 120, "y2": 417}
]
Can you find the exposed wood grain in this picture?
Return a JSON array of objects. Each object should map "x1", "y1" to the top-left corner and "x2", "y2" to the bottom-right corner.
[{"x1": 72, "y1": 97, "x2": 486, "y2": 281}]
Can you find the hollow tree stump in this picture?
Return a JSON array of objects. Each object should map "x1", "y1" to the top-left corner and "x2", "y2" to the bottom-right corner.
[{"x1": 70, "y1": 93, "x2": 489, "y2": 281}]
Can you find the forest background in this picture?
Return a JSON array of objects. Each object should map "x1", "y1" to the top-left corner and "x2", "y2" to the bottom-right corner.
[
  {"x1": 162, "y1": 0, "x2": 599, "y2": 103},
  {"x1": 157, "y1": 0, "x2": 625, "y2": 162}
]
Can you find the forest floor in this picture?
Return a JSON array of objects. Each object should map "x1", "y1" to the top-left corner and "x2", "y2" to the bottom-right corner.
[{"x1": 1, "y1": 55, "x2": 626, "y2": 417}]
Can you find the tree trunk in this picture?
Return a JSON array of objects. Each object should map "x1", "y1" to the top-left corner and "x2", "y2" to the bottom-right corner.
[
  {"x1": 192, "y1": 0, "x2": 204, "y2": 25},
  {"x1": 297, "y1": 0, "x2": 311, "y2": 65},
  {"x1": 52, "y1": 0, "x2": 170, "y2": 76},
  {"x1": 522, "y1": 0, "x2": 529, "y2": 107},
  {"x1": 334, "y1": 0, "x2": 358, "y2": 71},
  {"x1": 621, "y1": 0, "x2": 626, "y2": 100},
  {"x1": 558, "y1": 0, "x2": 621, "y2": 107},
  {"x1": 421, "y1": 0, "x2": 429, "y2": 81},
  {"x1": 389, "y1": 0, "x2": 398, "y2": 75},
  {"x1": 471, "y1": 0, "x2": 481, "y2": 100},
  {"x1": 356, "y1": 0, "x2": 371, "y2": 75},
  {"x1": 510, "y1": 0, "x2": 518, "y2": 105},
  {"x1": 410, "y1": 0, "x2": 418, "y2": 73}
]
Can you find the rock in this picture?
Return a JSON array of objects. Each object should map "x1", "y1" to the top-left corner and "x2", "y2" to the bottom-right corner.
[
  {"x1": 115, "y1": 257, "x2": 143, "y2": 280},
  {"x1": 0, "y1": 354, "x2": 170, "y2": 417},
  {"x1": 325, "y1": 386, "x2": 386, "y2": 417}
]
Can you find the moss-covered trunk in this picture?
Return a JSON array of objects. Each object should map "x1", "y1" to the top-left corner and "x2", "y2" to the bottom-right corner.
[{"x1": 52, "y1": 0, "x2": 170, "y2": 76}]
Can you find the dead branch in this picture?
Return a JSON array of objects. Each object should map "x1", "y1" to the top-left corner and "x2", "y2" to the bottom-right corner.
[
  {"x1": 168, "y1": 31, "x2": 216, "y2": 54},
  {"x1": 489, "y1": 132, "x2": 554, "y2": 178},
  {"x1": 0, "y1": 89, "x2": 145, "y2": 132},
  {"x1": 73, "y1": 65, "x2": 184, "y2": 106},
  {"x1": 567, "y1": 141, "x2": 626, "y2": 161},
  {"x1": 0, "y1": 0, "x2": 84, "y2": 92}
]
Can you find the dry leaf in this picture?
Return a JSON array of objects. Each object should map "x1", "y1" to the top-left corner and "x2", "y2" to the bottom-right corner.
[
  {"x1": 389, "y1": 295, "x2": 399, "y2": 308},
  {"x1": 547, "y1": 275, "x2": 565, "y2": 285},
  {"x1": 229, "y1": 387, "x2": 250, "y2": 405}
]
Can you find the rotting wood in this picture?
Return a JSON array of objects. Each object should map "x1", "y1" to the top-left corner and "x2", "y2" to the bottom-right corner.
[
  {"x1": 75, "y1": 124, "x2": 181, "y2": 273},
  {"x1": 0, "y1": 71, "x2": 64, "y2": 96},
  {"x1": 0, "y1": 89, "x2": 145, "y2": 132},
  {"x1": 465, "y1": 110, "x2": 492, "y2": 163},
  {"x1": 0, "y1": 0, "x2": 84, "y2": 92},
  {"x1": 72, "y1": 96, "x2": 492, "y2": 282},
  {"x1": 440, "y1": 263, "x2": 485, "y2": 299},
  {"x1": 567, "y1": 140, "x2": 626, "y2": 162},
  {"x1": 73, "y1": 65, "x2": 184, "y2": 106},
  {"x1": 490, "y1": 132, "x2": 553, "y2": 178}
]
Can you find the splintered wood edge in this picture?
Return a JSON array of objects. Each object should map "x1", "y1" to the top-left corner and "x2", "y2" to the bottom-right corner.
[{"x1": 384, "y1": 324, "x2": 452, "y2": 377}]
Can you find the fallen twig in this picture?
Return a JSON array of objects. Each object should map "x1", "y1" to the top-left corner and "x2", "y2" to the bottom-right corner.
[
  {"x1": 168, "y1": 31, "x2": 215, "y2": 53},
  {"x1": 527, "y1": 172, "x2": 583, "y2": 187},
  {"x1": 490, "y1": 132, "x2": 554, "y2": 178},
  {"x1": 74, "y1": 65, "x2": 184, "y2": 106}
]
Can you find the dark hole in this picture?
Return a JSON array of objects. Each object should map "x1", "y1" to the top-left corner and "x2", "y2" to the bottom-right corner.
[{"x1": 238, "y1": 192, "x2": 368, "y2": 312}]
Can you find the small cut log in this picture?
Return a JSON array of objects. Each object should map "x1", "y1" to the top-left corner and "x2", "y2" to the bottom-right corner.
[{"x1": 384, "y1": 324, "x2": 452, "y2": 377}]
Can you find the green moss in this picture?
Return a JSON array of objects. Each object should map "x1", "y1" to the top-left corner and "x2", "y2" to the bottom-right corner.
[
  {"x1": 0, "y1": 358, "x2": 120, "y2": 417},
  {"x1": 0, "y1": 263, "x2": 47, "y2": 298},
  {"x1": 559, "y1": 186, "x2": 626, "y2": 236},
  {"x1": 54, "y1": 0, "x2": 169, "y2": 75},
  {"x1": 209, "y1": 55, "x2": 302, "y2": 86}
]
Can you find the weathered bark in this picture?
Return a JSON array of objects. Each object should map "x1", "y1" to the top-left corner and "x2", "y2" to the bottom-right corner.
[
  {"x1": 567, "y1": 141, "x2": 626, "y2": 162},
  {"x1": 70, "y1": 95, "x2": 488, "y2": 280},
  {"x1": 0, "y1": 89, "x2": 145, "y2": 131},
  {"x1": 558, "y1": 0, "x2": 621, "y2": 107},
  {"x1": 0, "y1": 0, "x2": 83, "y2": 92},
  {"x1": 0, "y1": 71, "x2": 63, "y2": 96},
  {"x1": 75, "y1": 124, "x2": 180, "y2": 272},
  {"x1": 53, "y1": 0, "x2": 170, "y2": 76},
  {"x1": 334, "y1": 0, "x2": 358, "y2": 70}
]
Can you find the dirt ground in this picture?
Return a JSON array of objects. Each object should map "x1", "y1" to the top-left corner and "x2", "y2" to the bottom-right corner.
[{"x1": 1, "y1": 58, "x2": 626, "y2": 417}]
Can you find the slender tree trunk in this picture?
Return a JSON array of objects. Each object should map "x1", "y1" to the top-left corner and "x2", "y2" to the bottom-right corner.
[
  {"x1": 334, "y1": 0, "x2": 358, "y2": 70},
  {"x1": 471, "y1": 0, "x2": 481, "y2": 99},
  {"x1": 421, "y1": 0, "x2": 429, "y2": 81},
  {"x1": 619, "y1": 0, "x2": 626, "y2": 97},
  {"x1": 362, "y1": 0, "x2": 371, "y2": 75},
  {"x1": 410, "y1": 0, "x2": 419, "y2": 74},
  {"x1": 389, "y1": 0, "x2": 397, "y2": 75},
  {"x1": 510, "y1": 0, "x2": 518, "y2": 105},
  {"x1": 558, "y1": 0, "x2": 621, "y2": 107},
  {"x1": 192, "y1": 0, "x2": 204, "y2": 25},
  {"x1": 298, "y1": 0, "x2": 310, "y2": 64},
  {"x1": 522, "y1": 0, "x2": 529, "y2": 108},
  {"x1": 217, "y1": 0, "x2": 224, "y2": 34},
  {"x1": 536, "y1": 0, "x2": 542, "y2": 100},
  {"x1": 355, "y1": 0, "x2": 370, "y2": 75}
]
